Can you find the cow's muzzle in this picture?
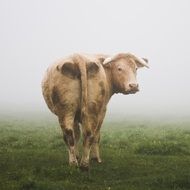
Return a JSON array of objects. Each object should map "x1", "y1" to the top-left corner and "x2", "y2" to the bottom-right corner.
[{"x1": 124, "y1": 83, "x2": 139, "y2": 94}]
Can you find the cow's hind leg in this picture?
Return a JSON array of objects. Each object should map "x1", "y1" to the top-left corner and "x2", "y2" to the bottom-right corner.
[
  {"x1": 58, "y1": 115, "x2": 78, "y2": 166},
  {"x1": 91, "y1": 131, "x2": 102, "y2": 163},
  {"x1": 80, "y1": 127, "x2": 94, "y2": 171},
  {"x1": 80, "y1": 114, "x2": 97, "y2": 171},
  {"x1": 91, "y1": 111, "x2": 105, "y2": 163},
  {"x1": 74, "y1": 121, "x2": 80, "y2": 160}
]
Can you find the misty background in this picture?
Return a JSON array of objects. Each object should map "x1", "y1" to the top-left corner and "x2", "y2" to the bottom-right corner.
[{"x1": 0, "y1": 0, "x2": 190, "y2": 118}]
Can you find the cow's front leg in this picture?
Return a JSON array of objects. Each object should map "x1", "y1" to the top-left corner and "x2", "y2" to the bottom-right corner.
[
  {"x1": 91, "y1": 131, "x2": 102, "y2": 163},
  {"x1": 59, "y1": 116, "x2": 78, "y2": 166}
]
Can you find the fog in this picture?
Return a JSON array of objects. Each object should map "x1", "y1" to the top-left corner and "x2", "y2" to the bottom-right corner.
[{"x1": 0, "y1": 0, "x2": 190, "y2": 117}]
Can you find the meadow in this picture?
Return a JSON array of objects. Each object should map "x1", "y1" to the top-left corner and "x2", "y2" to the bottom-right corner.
[{"x1": 0, "y1": 113, "x2": 190, "y2": 190}]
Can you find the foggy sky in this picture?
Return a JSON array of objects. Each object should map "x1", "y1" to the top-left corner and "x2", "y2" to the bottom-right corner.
[{"x1": 0, "y1": 0, "x2": 190, "y2": 116}]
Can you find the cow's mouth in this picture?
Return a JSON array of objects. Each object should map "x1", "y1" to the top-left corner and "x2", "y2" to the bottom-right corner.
[{"x1": 123, "y1": 89, "x2": 139, "y2": 94}]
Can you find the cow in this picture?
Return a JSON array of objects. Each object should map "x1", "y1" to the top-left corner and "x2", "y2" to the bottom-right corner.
[{"x1": 41, "y1": 53, "x2": 149, "y2": 171}]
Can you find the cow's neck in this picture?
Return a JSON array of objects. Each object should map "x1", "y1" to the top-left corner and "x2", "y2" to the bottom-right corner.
[{"x1": 104, "y1": 67, "x2": 115, "y2": 99}]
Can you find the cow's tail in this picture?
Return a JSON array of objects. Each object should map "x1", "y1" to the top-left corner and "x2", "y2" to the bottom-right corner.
[{"x1": 73, "y1": 54, "x2": 89, "y2": 132}]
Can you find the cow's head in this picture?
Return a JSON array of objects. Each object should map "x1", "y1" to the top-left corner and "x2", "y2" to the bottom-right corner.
[{"x1": 103, "y1": 53, "x2": 149, "y2": 94}]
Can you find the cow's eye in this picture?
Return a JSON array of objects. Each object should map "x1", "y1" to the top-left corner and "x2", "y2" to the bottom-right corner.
[{"x1": 118, "y1": 67, "x2": 122, "y2": 71}]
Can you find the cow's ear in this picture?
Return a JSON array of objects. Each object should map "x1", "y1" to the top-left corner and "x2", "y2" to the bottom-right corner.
[
  {"x1": 135, "y1": 57, "x2": 149, "y2": 68},
  {"x1": 102, "y1": 57, "x2": 113, "y2": 68},
  {"x1": 61, "y1": 62, "x2": 80, "y2": 79},
  {"x1": 87, "y1": 62, "x2": 99, "y2": 77},
  {"x1": 126, "y1": 53, "x2": 149, "y2": 68},
  {"x1": 142, "y1": 58, "x2": 148, "y2": 63}
]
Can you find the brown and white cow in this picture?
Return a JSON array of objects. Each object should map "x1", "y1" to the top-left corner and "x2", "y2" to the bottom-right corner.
[{"x1": 41, "y1": 53, "x2": 148, "y2": 170}]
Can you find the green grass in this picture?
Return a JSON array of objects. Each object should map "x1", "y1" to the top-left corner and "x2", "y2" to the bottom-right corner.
[{"x1": 0, "y1": 115, "x2": 190, "y2": 190}]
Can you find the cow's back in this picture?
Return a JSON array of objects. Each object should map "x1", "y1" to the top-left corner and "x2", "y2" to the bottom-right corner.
[{"x1": 41, "y1": 54, "x2": 108, "y2": 117}]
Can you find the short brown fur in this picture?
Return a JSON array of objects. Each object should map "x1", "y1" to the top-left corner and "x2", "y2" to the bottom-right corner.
[{"x1": 41, "y1": 52, "x2": 148, "y2": 170}]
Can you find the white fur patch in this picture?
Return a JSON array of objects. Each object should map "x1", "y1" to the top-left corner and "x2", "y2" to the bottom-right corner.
[{"x1": 102, "y1": 57, "x2": 112, "y2": 65}]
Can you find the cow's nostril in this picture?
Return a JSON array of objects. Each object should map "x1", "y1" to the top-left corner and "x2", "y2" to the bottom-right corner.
[{"x1": 129, "y1": 83, "x2": 139, "y2": 88}]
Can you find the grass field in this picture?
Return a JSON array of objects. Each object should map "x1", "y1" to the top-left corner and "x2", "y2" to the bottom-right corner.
[{"x1": 0, "y1": 114, "x2": 190, "y2": 190}]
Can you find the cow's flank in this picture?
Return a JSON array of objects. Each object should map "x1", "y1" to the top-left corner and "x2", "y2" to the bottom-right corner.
[
  {"x1": 51, "y1": 87, "x2": 60, "y2": 105},
  {"x1": 99, "y1": 81, "x2": 106, "y2": 96}
]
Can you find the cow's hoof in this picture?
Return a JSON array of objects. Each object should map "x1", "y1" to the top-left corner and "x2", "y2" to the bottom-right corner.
[
  {"x1": 69, "y1": 160, "x2": 78, "y2": 167},
  {"x1": 91, "y1": 157, "x2": 102, "y2": 163},
  {"x1": 76, "y1": 155, "x2": 80, "y2": 162},
  {"x1": 79, "y1": 164, "x2": 89, "y2": 172}
]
